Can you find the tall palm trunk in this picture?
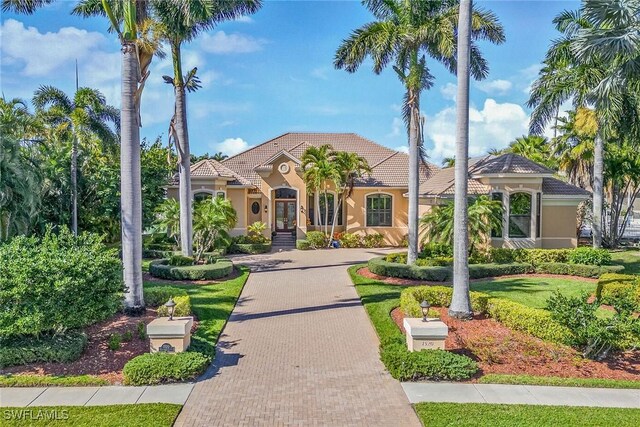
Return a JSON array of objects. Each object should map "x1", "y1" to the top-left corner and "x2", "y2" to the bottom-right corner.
[
  {"x1": 407, "y1": 90, "x2": 420, "y2": 265},
  {"x1": 449, "y1": 0, "x2": 473, "y2": 319},
  {"x1": 120, "y1": 40, "x2": 144, "y2": 309},
  {"x1": 323, "y1": 190, "x2": 329, "y2": 234},
  {"x1": 172, "y1": 43, "x2": 193, "y2": 256},
  {"x1": 592, "y1": 133, "x2": 604, "y2": 248},
  {"x1": 71, "y1": 135, "x2": 78, "y2": 235},
  {"x1": 328, "y1": 191, "x2": 343, "y2": 246}
]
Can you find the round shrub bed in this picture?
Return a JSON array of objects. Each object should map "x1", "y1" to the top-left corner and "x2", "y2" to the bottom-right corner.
[
  {"x1": 148, "y1": 258, "x2": 233, "y2": 281},
  {"x1": 123, "y1": 352, "x2": 210, "y2": 385}
]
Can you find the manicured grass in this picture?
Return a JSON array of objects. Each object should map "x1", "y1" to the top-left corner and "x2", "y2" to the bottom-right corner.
[
  {"x1": 348, "y1": 265, "x2": 405, "y2": 345},
  {"x1": 0, "y1": 374, "x2": 108, "y2": 387},
  {"x1": 414, "y1": 402, "x2": 640, "y2": 427},
  {"x1": 143, "y1": 265, "x2": 250, "y2": 356},
  {"x1": 0, "y1": 404, "x2": 181, "y2": 426},
  {"x1": 610, "y1": 250, "x2": 640, "y2": 275},
  {"x1": 479, "y1": 374, "x2": 640, "y2": 389},
  {"x1": 471, "y1": 277, "x2": 597, "y2": 309}
]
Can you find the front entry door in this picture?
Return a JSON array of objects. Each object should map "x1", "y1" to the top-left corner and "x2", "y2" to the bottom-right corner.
[{"x1": 275, "y1": 201, "x2": 296, "y2": 231}]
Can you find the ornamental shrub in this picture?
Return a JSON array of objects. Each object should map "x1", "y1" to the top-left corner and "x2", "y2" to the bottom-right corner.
[
  {"x1": 415, "y1": 257, "x2": 453, "y2": 267},
  {"x1": 523, "y1": 249, "x2": 570, "y2": 265},
  {"x1": 568, "y1": 247, "x2": 612, "y2": 266},
  {"x1": 380, "y1": 343, "x2": 478, "y2": 381},
  {"x1": 468, "y1": 263, "x2": 533, "y2": 279},
  {"x1": 339, "y1": 232, "x2": 362, "y2": 248},
  {"x1": 296, "y1": 239, "x2": 311, "y2": 250},
  {"x1": 168, "y1": 254, "x2": 195, "y2": 266},
  {"x1": 227, "y1": 243, "x2": 271, "y2": 254},
  {"x1": 534, "y1": 262, "x2": 623, "y2": 278},
  {"x1": 596, "y1": 274, "x2": 640, "y2": 309},
  {"x1": 0, "y1": 332, "x2": 87, "y2": 368},
  {"x1": 400, "y1": 286, "x2": 490, "y2": 317},
  {"x1": 144, "y1": 286, "x2": 189, "y2": 308},
  {"x1": 420, "y1": 242, "x2": 453, "y2": 258},
  {"x1": 0, "y1": 228, "x2": 123, "y2": 338},
  {"x1": 123, "y1": 352, "x2": 210, "y2": 385},
  {"x1": 363, "y1": 233, "x2": 385, "y2": 248},
  {"x1": 156, "y1": 295, "x2": 192, "y2": 317},
  {"x1": 306, "y1": 231, "x2": 329, "y2": 249},
  {"x1": 149, "y1": 259, "x2": 233, "y2": 280}
]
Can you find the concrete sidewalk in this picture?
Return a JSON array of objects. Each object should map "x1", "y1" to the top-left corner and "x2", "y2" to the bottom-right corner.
[
  {"x1": 402, "y1": 382, "x2": 640, "y2": 408},
  {"x1": 0, "y1": 383, "x2": 193, "y2": 407}
]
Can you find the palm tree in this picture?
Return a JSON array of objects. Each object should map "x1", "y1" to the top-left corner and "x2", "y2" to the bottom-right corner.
[
  {"x1": 501, "y1": 135, "x2": 556, "y2": 169},
  {"x1": 154, "y1": 198, "x2": 181, "y2": 246},
  {"x1": 450, "y1": 0, "x2": 473, "y2": 319},
  {"x1": 153, "y1": 0, "x2": 262, "y2": 257},
  {"x1": 1, "y1": 0, "x2": 53, "y2": 13},
  {"x1": 552, "y1": 109, "x2": 595, "y2": 188},
  {"x1": 192, "y1": 197, "x2": 237, "y2": 262},
  {"x1": 212, "y1": 152, "x2": 228, "y2": 161},
  {"x1": 32, "y1": 85, "x2": 119, "y2": 236},
  {"x1": 327, "y1": 151, "x2": 371, "y2": 246},
  {"x1": 421, "y1": 195, "x2": 502, "y2": 256},
  {"x1": 301, "y1": 145, "x2": 339, "y2": 234},
  {"x1": 527, "y1": 7, "x2": 608, "y2": 248},
  {"x1": 334, "y1": 0, "x2": 504, "y2": 265}
]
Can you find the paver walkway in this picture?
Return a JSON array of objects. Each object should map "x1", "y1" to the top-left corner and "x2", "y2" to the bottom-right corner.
[
  {"x1": 175, "y1": 248, "x2": 421, "y2": 426},
  {"x1": 402, "y1": 382, "x2": 640, "y2": 408}
]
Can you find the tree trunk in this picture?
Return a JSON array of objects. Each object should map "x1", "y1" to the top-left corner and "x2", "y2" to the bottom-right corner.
[
  {"x1": 120, "y1": 40, "x2": 144, "y2": 309},
  {"x1": 173, "y1": 44, "x2": 193, "y2": 256},
  {"x1": 407, "y1": 93, "x2": 420, "y2": 265},
  {"x1": 592, "y1": 133, "x2": 604, "y2": 248},
  {"x1": 71, "y1": 134, "x2": 78, "y2": 235},
  {"x1": 328, "y1": 191, "x2": 343, "y2": 247},
  {"x1": 324, "y1": 190, "x2": 329, "y2": 235},
  {"x1": 449, "y1": 0, "x2": 473, "y2": 320}
]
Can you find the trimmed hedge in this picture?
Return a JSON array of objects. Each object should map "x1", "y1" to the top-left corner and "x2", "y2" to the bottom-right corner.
[
  {"x1": 568, "y1": 247, "x2": 612, "y2": 266},
  {"x1": 144, "y1": 286, "x2": 189, "y2": 307},
  {"x1": 469, "y1": 263, "x2": 533, "y2": 279},
  {"x1": 485, "y1": 298, "x2": 572, "y2": 344},
  {"x1": 296, "y1": 239, "x2": 311, "y2": 250},
  {"x1": 306, "y1": 231, "x2": 329, "y2": 248},
  {"x1": 122, "y1": 352, "x2": 210, "y2": 385},
  {"x1": 380, "y1": 343, "x2": 478, "y2": 381},
  {"x1": 227, "y1": 243, "x2": 271, "y2": 254},
  {"x1": 535, "y1": 262, "x2": 624, "y2": 278},
  {"x1": 0, "y1": 332, "x2": 87, "y2": 368},
  {"x1": 400, "y1": 286, "x2": 490, "y2": 316},
  {"x1": 149, "y1": 259, "x2": 233, "y2": 281},
  {"x1": 596, "y1": 273, "x2": 640, "y2": 309},
  {"x1": 157, "y1": 295, "x2": 192, "y2": 317},
  {"x1": 400, "y1": 285, "x2": 572, "y2": 345}
]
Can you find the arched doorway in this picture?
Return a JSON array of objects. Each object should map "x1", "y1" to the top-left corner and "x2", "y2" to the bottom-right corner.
[{"x1": 274, "y1": 187, "x2": 297, "y2": 232}]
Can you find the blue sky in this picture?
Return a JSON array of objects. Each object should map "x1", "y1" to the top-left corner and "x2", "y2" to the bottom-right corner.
[{"x1": 1, "y1": 0, "x2": 579, "y2": 164}]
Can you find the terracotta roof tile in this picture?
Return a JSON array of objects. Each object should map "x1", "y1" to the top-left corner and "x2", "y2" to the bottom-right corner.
[
  {"x1": 542, "y1": 177, "x2": 591, "y2": 196},
  {"x1": 189, "y1": 159, "x2": 251, "y2": 185},
  {"x1": 470, "y1": 154, "x2": 554, "y2": 175},
  {"x1": 418, "y1": 167, "x2": 490, "y2": 196}
]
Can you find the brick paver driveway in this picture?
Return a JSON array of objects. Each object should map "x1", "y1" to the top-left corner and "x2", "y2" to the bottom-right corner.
[{"x1": 176, "y1": 248, "x2": 421, "y2": 426}]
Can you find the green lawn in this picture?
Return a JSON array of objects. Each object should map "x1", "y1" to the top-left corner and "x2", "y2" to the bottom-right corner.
[
  {"x1": 471, "y1": 277, "x2": 597, "y2": 309},
  {"x1": 0, "y1": 404, "x2": 181, "y2": 427},
  {"x1": 143, "y1": 265, "x2": 250, "y2": 356},
  {"x1": 414, "y1": 403, "x2": 640, "y2": 427},
  {"x1": 0, "y1": 374, "x2": 108, "y2": 387},
  {"x1": 479, "y1": 374, "x2": 640, "y2": 389},
  {"x1": 610, "y1": 250, "x2": 640, "y2": 275}
]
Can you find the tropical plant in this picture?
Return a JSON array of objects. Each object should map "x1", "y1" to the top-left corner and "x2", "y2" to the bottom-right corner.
[
  {"x1": 420, "y1": 195, "x2": 503, "y2": 258},
  {"x1": 32, "y1": 85, "x2": 119, "y2": 235},
  {"x1": 155, "y1": 198, "x2": 181, "y2": 246},
  {"x1": 154, "y1": 0, "x2": 262, "y2": 257},
  {"x1": 247, "y1": 220, "x2": 267, "y2": 243},
  {"x1": 552, "y1": 109, "x2": 595, "y2": 188},
  {"x1": 500, "y1": 135, "x2": 556, "y2": 169},
  {"x1": 301, "y1": 145, "x2": 340, "y2": 234},
  {"x1": 334, "y1": 0, "x2": 504, "y2": 266},
  {"x1": 192, "y1": 197, "x2": 237, "y2": 262},
  {"x1": 327, "y1": 151, "x2": 371, "y2": 246}
]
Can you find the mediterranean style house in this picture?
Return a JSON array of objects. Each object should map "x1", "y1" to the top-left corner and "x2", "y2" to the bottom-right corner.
[{"x1": 167, "y1": 132, "x2": 590, "y2": 248}]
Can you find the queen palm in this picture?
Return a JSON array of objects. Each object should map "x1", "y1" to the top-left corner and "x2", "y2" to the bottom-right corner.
[
  {"x1": 32, "y1": 85, "x2": 119, "y2": 236},
  {"x1": 153, "y1": 0, "x2": 262, "y2": 256},
  {"x1": 327, "y1": 151, "x2": 371, "y2": 245},
  {"x1": 301, "y1": 145, "x2": 340, "y2": 234},
  {"x1": 335, "y1": 0, "x2": 504, "y2": 265}
]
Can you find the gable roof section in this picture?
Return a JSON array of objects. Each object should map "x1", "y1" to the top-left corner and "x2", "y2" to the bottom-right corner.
[
  {"x1": 542, "y1": 177, "x2": 591, "y2": 197},
  {"x1": 189, "y1": 159, "x2": 252, "y2": 185},
  {"x1": 417, "y1": 167, "x2": 490, "y2": 197},
  {"x1": 221, "y1": 132, "x2": 439, "y2": 187},
  {"x1": 470, "y1": 154, "x2": 554, "y2": 176}
]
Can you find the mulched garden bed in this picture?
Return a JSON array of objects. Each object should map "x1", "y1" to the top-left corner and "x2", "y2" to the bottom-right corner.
[
  {"x1": 391, "y1": 306, "x2": 640, "y2": 381},
  {"x1": 359, "y1": 267, "x2": 598, "y2": 286},
  {"x1": 3, "y1": 310, "x2": 198, "y2": 384}
]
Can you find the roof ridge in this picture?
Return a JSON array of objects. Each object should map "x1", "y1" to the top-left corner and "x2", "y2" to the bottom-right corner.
[
  {"x1": 222, "y1": 132, "x2": 292, "y2": 163},
  {"x1": 370, "y1": 151, "x2": 400, "y2": 168}
]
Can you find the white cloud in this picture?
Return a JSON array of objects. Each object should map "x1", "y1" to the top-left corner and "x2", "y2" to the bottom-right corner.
[
  {"x1": 475, "y1": 79, "x2": 512, "y2": 95},
  {"x1": 396, "y1": 145, "x2": 409, "y2": 154},
  {"x1": 387, "y1": 117, "x2": 403, "y2": 138},
  {"x1": 1, "y1": 19, "x2": 105, "y2": 76},
  {"x1": 440, "y1": 83, "x2": 457, "y2": 101},
  {"x1": 210, "y1": 137, "x2": 251, "y2": 156},
  {"x1": 425, "y1": 99, "x2": 529, "y2": 163},
  {"x1": 234, "y1": 16, "x2": 254, "y2": 23},
  {"x1": 311, "y1": 67, "x2": 330, "y2": 80},
  {"x1": 200, "y1": 31, "x2": 266, "y2": 54}
]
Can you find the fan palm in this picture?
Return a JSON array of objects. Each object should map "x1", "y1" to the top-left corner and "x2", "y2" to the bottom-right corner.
[
  {"x1": 327, "y1": 151, "x2": 371, "y2": 246},
  {"x1": 334, "y1": 0, "x2": 504, "y2": 265},
  {"x1": 301, "y1": 145, "x2": 340, "y2": 234},
  {"x1": 153, "y1": 0, "x2": 261, "y2": 256},
  {"x1": 32, "y1": 85, "x2": 119, "y2": 236}
]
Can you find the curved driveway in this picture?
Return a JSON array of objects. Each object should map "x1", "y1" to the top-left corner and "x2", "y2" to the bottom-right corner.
[{"x1": 176, "y1": 248, "x2": 420, "y2": 426}]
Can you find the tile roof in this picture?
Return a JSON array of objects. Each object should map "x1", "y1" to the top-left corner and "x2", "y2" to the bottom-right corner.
[
  {"x1": 469, "y1": 154, "x2": 554, "y2": 175},
  {"x1": 188, "y1": 159, "x2": 252, "y2": 185},
  {"x1": 542, "y1": 177, "x2": 591, "y2": 197},
  {"x1": 417, "y1": 167, "x2": 490, "y2": 197},
  {"x1": 221, "y1": 132, "x2": 439, "y2": 187}
]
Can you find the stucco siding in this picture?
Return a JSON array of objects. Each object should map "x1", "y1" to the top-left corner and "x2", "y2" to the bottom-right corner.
[
  {"x1": 541, "y1": 204, "x2": 578, "y2": 248},
  {"x1": 345, "y1": 188, "x2": 408, "y2": 246}
]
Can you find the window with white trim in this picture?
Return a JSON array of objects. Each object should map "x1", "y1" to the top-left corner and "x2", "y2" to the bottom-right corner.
[{"x1": 366, "y1": 194, "x2": 392, "y2": 227}]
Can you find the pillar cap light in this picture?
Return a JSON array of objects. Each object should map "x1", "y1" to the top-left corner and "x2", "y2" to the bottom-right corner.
[
  {"x1": 420, "y1": 300, "x2": 430, "y2": 322},
  {"x1": 165, "y1": 297, "x2": 176, "y2": 320}
]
